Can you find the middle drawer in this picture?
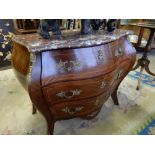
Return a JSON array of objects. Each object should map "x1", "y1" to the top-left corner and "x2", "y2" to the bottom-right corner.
[{"x1": 42, "y1": 70, "x2": 115, "y2": 105}]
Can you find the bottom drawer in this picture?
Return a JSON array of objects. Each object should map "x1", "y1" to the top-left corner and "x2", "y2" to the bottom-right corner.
[{"x1": 50, "y1": 92, "x2": 109, "y2": 120}]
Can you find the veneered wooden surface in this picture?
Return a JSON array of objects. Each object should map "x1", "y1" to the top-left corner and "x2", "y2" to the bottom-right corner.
[
  {"x1": 12, "y1": 42, "x2": 30, "y2": 90},
  {"x1": 41, "y1": 44, "x2": 115, "y2": 86},
  {"x1": 43, "y1": 70, "x2": 115, "y2": 105},
  {"x1": 12, "y1": 42, "x2": 30, "y2": 75},
  {"x1": 12, "y1": 32, "x2": 136, "y2": 134}
]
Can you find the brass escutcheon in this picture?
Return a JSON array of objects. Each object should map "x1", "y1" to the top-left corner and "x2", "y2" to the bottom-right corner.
[
  {"x1": 97, "y1": 50, "x2": 104, "y2": 61},
  {"x1": 100, "y1": 81, "x2": 106, "y2": 89},
  {"x1": 61, "y1": 106, "x2": 84, "y2": 115},
  {"x1": 56, "y1": 89, "x2": 82, "y2": 99},
  {"x1": 115, "y1": 47, "x2": 123, "y2": 57},
  {"x1": 57, "y1": 59, "x2": 81, "y2": 71},
  {"x1": 114, "y1": 69, "x2": 123, "y2": 80}
]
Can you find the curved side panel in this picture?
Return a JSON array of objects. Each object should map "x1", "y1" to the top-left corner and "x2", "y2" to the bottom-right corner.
[
  {"x1": 11, "y1": 42, "x2": 30, "y2": 91},
  {"x1": 111, "y1": 37, "x2": 136, "y2": 105},
  {"x1": 28, "y1": 52, "x2": 55, "y2": 134}
]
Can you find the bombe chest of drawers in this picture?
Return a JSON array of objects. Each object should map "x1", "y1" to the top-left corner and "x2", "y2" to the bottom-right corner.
[{"x1": 12, "y1": 29, "x2": 136, "y2": 134}]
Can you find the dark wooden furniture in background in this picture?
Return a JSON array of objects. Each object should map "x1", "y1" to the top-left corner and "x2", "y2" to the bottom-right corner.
[
  {"x1": 118, "y1": 19, "x2": 151, "y2": 42},
  {"x1": 12, "y1": 29, "x2": 136, "y2": 134},
  {"x1": 131, "y1": 23, "x2": 155, "y2": 90},
  {"x1": 15, "y1": 19, "x2": 80, "y2": 34},
  {"x1": 15, "y1": 19, "x2": 40, "y2": 34},
  {"x1": 118, "y1": 19, "x2": 155, "y2": 49}
]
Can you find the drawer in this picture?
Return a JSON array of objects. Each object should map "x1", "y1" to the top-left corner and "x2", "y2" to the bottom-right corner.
[
  {"x1": 110, "y1": 59, "x2": 132, "y2": 94},
  {"x1": 41, "y1": 46, "x2": 115, "y2": 86},
  {"x1": 109, "y1": 37, "x2": 128, "y2": 63},
  {"x1": 114, "y1": 59, "x2": 132, "y2": 80},
  {"x1": 92, "y1": 44, "x2": 114, "y2": 66},
  {"x1": 50, "y1": 92, "x2": 109, "y2": 120},
  {"x1": 43, "y1": 70, "x2": 115, "y2": 105}
]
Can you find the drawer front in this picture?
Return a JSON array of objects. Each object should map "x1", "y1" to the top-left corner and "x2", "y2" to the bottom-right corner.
[
  {"x1": 43, "y1": 70, "x2": 115, "y2": 105},
  {"x1": 110, "y1": 59, "x2": 132, "y2": 94},
  {"x1": 92, "y1": 44, "x2": 114, "y2": 66},
  {"x1": 41, "y1": 45, "x2": 115, "y2": 86},
  {"x1": 115, "y1": 59, "x2": 132, "y2": 79},
  {"x1": 110, "y1": 37, "x2": 131, "y2": 64},
  {"x1": 50, "y1": 92, "x2": 109, "y2": 120}
]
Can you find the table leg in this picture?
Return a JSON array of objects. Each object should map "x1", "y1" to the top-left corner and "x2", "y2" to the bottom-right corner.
[
  {"x1": 145, "y1": 61, "x2": 155, "y2": 76},
  {"x1": 132, "y1": 29, "x2": 155, "y2": 90},
  {"x1": 136, "y1": 27, "x2": 144, "y2": 47},
  {"x1": 132, "y1": 59, "x2": 141, "y2": 70},
  {"x1": 144, "y1": 29, "x2": 155, "y2": 52},
  {"x1": 136, "y1": 66, "x2": 144, "y2": 90},
  {"x1": 143, "y1": 29, "x2": 155, "y2": 76}
]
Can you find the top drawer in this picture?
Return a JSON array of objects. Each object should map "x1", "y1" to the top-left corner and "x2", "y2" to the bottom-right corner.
[
  {"x1": 41, "y1": 45, "x2": 115, "y2": 86},
  {"x1": 109, "y1": 37, "x2": 132, "y2": 63}
]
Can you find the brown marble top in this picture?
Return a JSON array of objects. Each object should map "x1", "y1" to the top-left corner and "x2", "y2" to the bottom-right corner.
[{"x1": 12, "y1": 29, "x2": 133, "y2": 53}]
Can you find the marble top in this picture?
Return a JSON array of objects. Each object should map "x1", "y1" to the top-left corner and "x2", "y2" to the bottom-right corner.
[{"x1": 12, "y1": 29, "x2": 133, "y2": 53}]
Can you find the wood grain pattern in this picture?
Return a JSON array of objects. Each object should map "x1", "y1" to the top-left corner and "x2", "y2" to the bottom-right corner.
[
  {"x1": 43, "y1": 70, "x2": 115, "y2": 105},
  {"x1": 12, "y1": 33, "x2": 136, "y2": 135},
  {"x1": 50, "y1": 91, "x2": 110, "y2": 120},
  {"x1": 41, "y1": 44, "x2": 115, "y2": 86},
  {"x1": 12, "y1": 42, "x2": 30, "y2": 75},
  {"x1": 28, "y1": 53, "x2": 55, "y2": 134},
  {"x1": 12, "y1": 42, "x2": 30, "y2": 90}
]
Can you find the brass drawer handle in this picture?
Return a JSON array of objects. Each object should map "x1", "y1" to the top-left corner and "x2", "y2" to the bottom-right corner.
[
  {"x1": 97, "y1": 50, "x2": 104, "y2": 61},
  {"x1": 115, "y1": 47, "x2": 123, "y2": 57},
  {"x1": 56, "y1": 89, "x2": 82, "y2": 99},
  {"x1": 57, "y1": 60, "x2": 81, "y2": 71},
  {"x1": 114, "y1": 69, "x2": 123, "y2": 80},
  {"x1": 61, "y1": 106, "x2": 84, "y2": 115},
  {"x1": 100, "y1": 81, "x2": 106, "y2": 89}
]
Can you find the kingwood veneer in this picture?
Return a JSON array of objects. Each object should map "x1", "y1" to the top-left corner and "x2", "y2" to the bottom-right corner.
[{"x1": 12, "y1": 29, "x2": 136, "y2": 134}]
